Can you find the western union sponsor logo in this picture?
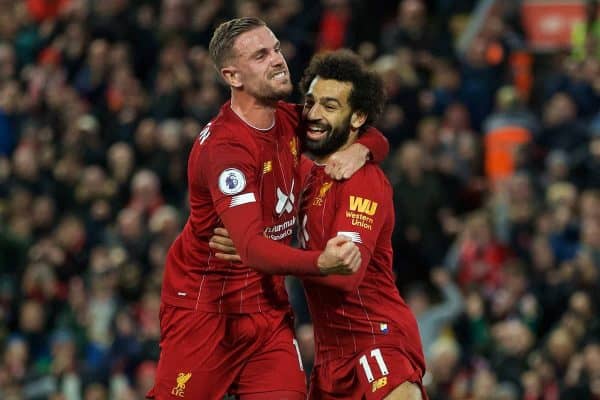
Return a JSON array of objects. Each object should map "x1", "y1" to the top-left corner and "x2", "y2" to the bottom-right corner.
[{"x1": 349, "y1": 196, "x2": 378, "y2": 216}]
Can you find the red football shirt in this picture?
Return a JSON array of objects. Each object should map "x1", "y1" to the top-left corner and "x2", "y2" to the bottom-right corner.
[
  {"x1": 299, "y1": 161, "x2": 425, "y2": 369},
  {"x1": 161, "y1": 101, "x2": 389, "y2": 314},
  {"x1": 162, "y1": 101, "x2": 319, "y2": 313}
]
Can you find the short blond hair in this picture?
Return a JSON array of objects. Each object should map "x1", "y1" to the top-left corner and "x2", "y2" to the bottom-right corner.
[{"x1": 208, "y1": 17, "x2": 266, "y2": 69}]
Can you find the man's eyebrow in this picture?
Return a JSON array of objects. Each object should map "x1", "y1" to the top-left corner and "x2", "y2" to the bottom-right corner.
[
  {"x1": 321, "y1": 97, "x2": 342, "y2": 106},
  {"x1": 249, "y1": 42, "x2": 279, "y2": 58},
  {"x1": 249, "y1": 47, "x2": 268, "y2": 58}
]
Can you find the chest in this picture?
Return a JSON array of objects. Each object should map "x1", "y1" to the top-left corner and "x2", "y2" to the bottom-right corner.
[
  {"x1": 255, "y1": 130, "x2": 301, "y2": 224},
  {"x1": 299, "y1": 172, "x2": 337, "y2": 248}
]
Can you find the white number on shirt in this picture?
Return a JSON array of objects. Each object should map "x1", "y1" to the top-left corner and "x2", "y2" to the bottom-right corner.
[{"x1": 358, "y1": 348, "x2": 389, "y2": 383}]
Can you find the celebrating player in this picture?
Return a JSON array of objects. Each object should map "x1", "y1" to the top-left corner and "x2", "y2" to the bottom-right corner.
[
  {"x1": 148, "y1": 18, "x2": 388, "y2": 400},
  {"x1": 212, "y1": 50, "x2": 427, "y2": 399}
]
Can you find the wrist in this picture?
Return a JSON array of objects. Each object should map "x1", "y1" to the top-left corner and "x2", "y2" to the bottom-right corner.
[
  {"x1": 317, "y1": 252, "x2": 326, "y2": 271},
  {"x1": 357, "y1": 143, "x2": 370, "y2": 161},
  {"x1": 316, "y1": 253, "x2": 331, "y2": 275}
]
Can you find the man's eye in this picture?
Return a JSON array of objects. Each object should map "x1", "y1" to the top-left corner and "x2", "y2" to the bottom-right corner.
[{"x1": 325, "y1": 105, "x2": 337, "y2": 111}]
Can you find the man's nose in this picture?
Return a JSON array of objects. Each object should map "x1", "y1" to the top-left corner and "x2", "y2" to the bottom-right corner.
[
  {"x1": 270, "y1": 51, "x2": 285, "y2": 66},
  {"x1": 307, "y1": 104, "x2": 321, "y2": 120}
]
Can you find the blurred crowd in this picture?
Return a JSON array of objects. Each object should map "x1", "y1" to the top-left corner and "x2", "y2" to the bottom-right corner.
[{"x1": 0, "y1": 0, "x2": 599, "y2": 399}]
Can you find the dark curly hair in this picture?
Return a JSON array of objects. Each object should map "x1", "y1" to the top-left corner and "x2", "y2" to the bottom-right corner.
[{"x1": 299, "y1": 49, "x2": 386, "y2": 128}]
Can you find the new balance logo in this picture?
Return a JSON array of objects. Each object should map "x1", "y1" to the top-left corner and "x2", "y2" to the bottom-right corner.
[
  {"x1": 275, "y1": 179, "x2": 295, "y2": 216},
  {"x1": 372, "y1": 377, "x2": 388, "y2": 392}
]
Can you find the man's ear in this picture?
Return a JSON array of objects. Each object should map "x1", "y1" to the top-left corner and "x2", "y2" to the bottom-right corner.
[
  {"x1": 350, "y1": 111, "x2": 367, "y2": 130},
  {"x1": 221, "y1": 67, "x2": 242, "y2": 88}
]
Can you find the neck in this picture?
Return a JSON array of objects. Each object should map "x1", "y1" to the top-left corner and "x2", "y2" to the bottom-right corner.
[{"x1": 230, "y1": 90, "x2": 276, "y2": 130}]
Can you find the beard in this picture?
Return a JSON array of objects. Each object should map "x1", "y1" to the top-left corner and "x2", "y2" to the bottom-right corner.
[
  {"x1": 249, "y1": 78, "x2": 293, "y2": 103},
  {"x1": 303, "y1": 115, "x2": 352, "y2": 157}
]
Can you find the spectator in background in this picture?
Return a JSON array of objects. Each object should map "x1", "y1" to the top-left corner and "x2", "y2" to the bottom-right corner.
[
  {"x1": 425, "y1": 337, "x2": 463, "y2": 400},
  {"x1": 579, "y1": 216, "x2": 600, "y2": 267},
  {"x1": 421, "y1": 60, "x2": 462, "y2": 117},
  {"x1": 373, "y1": 51, "x2": 422, "y2": 148},
  {"x1": 482, "y1": 85, "x2": 537, "y2": 185},
  {"x1": 446, "y1": 211, "x2": 509, "y2": 294},
  {"x1": 381, "y1": 0, "x2": 452, "y2": 62},
  {"x1": 573, "y1": 129, "x2": 600, "y2": 189},
  {"x1": 546, "y1": 181, "x2": 580, "y2": 263},
  {"x1": 543, "y1": 149, "x2": 571, "y2": 187},
  {"x1": 393, "y1": 140, "x2": 448, "y2": 284},
  {"x1": 490, "y1": 173, "x2": 538, "y2": 260},
  {"x1": 405, "y1": 268, "x2": 463, "y2": 362},
  {"x1": 538, "y1": 92, "x2": 590, "y2": 163},
  {"x1": 459, "y1": 35, "x2": 501, "y2": 131},
  {"x1": 2, "y1": 336, "x2": 30, "y2": 391},
  {"x1": 127, "y1": 169, "x2": 164, "y2": 217},
  {"x1": 572, "y1": 0, "x2": 600, "y2": 61},
  {"x1": 0, "y1": 43, "x2": 16, "y2": 81},
  {"x1": 0, "y1": 78, "x2": 20, "y2": 156},
  {"x1": 316, "y1": 0, "x2": 352, "y2": 51},
  {"x1": 11, "y1": 145, "x2": 45, "y2": 194},
  {"x1": 106, "y1": 142, "x2": 135, "y2": 208},
  {"x1": 74, "y1": 39, "x2": 110, "y2": 104}
]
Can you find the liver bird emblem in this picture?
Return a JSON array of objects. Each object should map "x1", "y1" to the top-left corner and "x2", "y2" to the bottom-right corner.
[{"x1": 171, "y1": 372, "x2": 192, "y2": 397}]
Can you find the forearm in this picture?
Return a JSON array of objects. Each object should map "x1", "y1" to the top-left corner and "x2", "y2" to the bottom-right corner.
[
  {"x1": 441, "y1": 282, "x2": 464, "y2": 316},
  {"x1": 428, "y1": 284, "x2": 464, "y2": 324},
  {"x1": 243, "y1": 234, "x2": 321, "y2": 275},
  {"x1": 302, "y1": 247, "x2": 370, "y2": 291},
  {"x1": 355, "y1": 127, "x2": 389, "y2": 163},
  {"x1": 220, "y1": 204, "x2": 322, "y2": 275}
]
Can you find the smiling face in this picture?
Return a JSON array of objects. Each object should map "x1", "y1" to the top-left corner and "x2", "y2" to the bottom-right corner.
[
  {"x1": 302, "y1": 76, "x2": 360, "y2": 157},
  {"x1": 224, "y1": 26, "x2": 292, "y2": 102}
]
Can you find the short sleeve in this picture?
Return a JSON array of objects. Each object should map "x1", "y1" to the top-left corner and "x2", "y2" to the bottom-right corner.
[
  {"x1": 332, "y1": 167, "x2": 390, "y2": 255},
  {"x1": 204, "y1": 136, "x2": 260, "y2": 215}
]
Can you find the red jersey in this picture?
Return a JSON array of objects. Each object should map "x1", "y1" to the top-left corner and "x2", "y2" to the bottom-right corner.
[
  {"x1": 162, "y1": 101, "x2": 318, "y2": 313},
  {"x1": 299, "y1": 161, "x2": 425, "y2": 369},
  {"x1": 161, "y1": 101, "x2": 389, "y2": 314}
]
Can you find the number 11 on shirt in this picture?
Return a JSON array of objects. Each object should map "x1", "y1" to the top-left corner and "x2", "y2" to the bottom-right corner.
[{"x1": 359, "y1": 348, "x2": 389, "y2": 383}]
